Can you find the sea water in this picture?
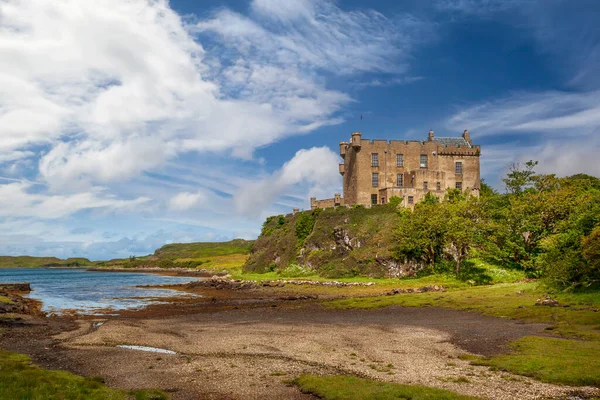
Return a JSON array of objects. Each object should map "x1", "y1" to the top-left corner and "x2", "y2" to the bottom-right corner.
[{"x1": 0, "y1": 268, "x2": 199, "y2": 314}]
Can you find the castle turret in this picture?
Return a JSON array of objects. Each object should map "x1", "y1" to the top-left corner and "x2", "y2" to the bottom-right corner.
[
  {"x1": 339, "y1": 141, "x2": 348, "y2": 157},
  {"x1": 334, "y1": 193, "x2": 342, "y2": 206},
  {"x1": 351, "y1": 132, "x2": 362, "y2": 149}
]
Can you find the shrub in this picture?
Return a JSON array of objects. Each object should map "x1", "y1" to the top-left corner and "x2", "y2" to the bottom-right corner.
[{"x1": 278, "y1": 263, "x2": 315, "y2": 277}]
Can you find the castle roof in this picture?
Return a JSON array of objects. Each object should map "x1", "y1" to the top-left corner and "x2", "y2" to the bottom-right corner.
[{"x1": 432, "y1": 137, "x2": 472, "y2": 148}]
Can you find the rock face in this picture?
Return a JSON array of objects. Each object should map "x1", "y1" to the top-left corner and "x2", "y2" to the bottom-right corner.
[{"x1": 245, "y1": 204, "x2": 425, "y2": 279}]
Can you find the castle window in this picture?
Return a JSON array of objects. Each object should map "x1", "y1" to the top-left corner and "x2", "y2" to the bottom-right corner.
[
  {"x1": 420, "y1": 154, "x2": 428, "y2": 168},
  {"x1": 456, "y1": 182, "x2": 463, "y2": 190},
  {"x1": 372, "y1": 153, "x2": 379, "y2": 167},
  {"x1": 436, "y1": 182, "x2": 441, "y2": 191},
  {"x1": 371, "y1": 194, "x2": 378, "y2": 205},
  {"x1": 423, "y1": 181, "x2": 428, "y2": 190},
  {"x1": 408, "y1": 196, "x2": 414, "y2": 205},
  {"x1": 372, "y1": 173, "x2": 379, "y2": 187},
  {"x1": 455, "y1": 161, "x2": 463, "y2": 174},
  {"x1": 396, "y1": 154, "x2": 403, "y2": 167},
  {"x1": 397, "y1": 174, "x2": 403, "y2": 187}
]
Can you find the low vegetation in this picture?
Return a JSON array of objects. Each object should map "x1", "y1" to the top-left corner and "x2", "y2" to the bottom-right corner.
[
  {"x1": 97, "y1": 239, "x2": 253, "y2": 271},
  {"x1": 472, "y1": 336, "x2": 600, "y2": 386},
  {"x1": 0, "y1": 349, "x2": 167, "y2": 400},
  {"x1": 294, "y1": 375, "x2": 482, "y2": 400},
  {"x1": 0, "y1": 256, "x2": 92, "y2": 268}
]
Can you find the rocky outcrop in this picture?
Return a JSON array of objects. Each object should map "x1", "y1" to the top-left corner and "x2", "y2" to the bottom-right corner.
[
  {"x1": 0, "y1": 282, "x2": 40, "y2": 315},
  {"x1": 186, "y1": 277, "x2": 376, "y2": 291},
  {"x1": 245, "y1": 204, "x2": 427, "y2": 278},
  {"x1": 386, "y1": 285, "x2": 445, "y2": 295}
]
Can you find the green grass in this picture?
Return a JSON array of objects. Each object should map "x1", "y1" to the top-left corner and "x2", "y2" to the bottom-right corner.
[
  {"x1": 99, "y1": 240, "x2": 253, "y2": 270},
  {"x1": 154, "y1": 239, "x2": 254, "y2": 260},
  {"x1": 294, "y1": 375, "x2": 482, "y2": 400},
  {"x1": 0, "y1": 256, "x2": 92, "y2": 268},
  {"x1": 0, "y1": 295, "x2": 12, "y2": 304},
  {"x1": 471, "y1": 336, "x2": 600, "y2": 386},
  {"x1": 0, "y1": 349, "x2": 167, "y2": 400}
]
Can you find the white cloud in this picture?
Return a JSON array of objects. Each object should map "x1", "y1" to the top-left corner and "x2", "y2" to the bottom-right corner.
[
  {"x1": 234, "y1": 147, "x2": 341, "y2": 216},
  {"x1": 445, "y1": 90, "x2": 600, "y2": 136},
  {"x1": 0, "y1": 182, "x2": 149, "y2": 219},
  {"x1": 169, "y1": 191, "x2": 207, "y2": 211},
  {"x1": 196, "y1": 0, "x2": 427, "y2": 76}
]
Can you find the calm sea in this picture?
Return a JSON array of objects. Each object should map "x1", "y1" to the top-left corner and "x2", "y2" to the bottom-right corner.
[{"x1": 0, "y1": 268, "x2": 199, "y2": 315}]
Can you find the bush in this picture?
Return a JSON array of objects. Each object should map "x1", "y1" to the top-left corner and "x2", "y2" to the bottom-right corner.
[
  {"x1": 295, "y1": 210, "x2": 319, "y2": 244},
  {"x1": 278, "y1": 263, "x2": 315, "y2": 277}
]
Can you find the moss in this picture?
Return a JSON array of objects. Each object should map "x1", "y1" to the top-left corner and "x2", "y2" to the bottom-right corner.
[
  {"x1": 0, "y1": 349, "x2": 167, "y2": 400},
  {"x1": 472, "y1": 336, "x2": 600, "y2": 386},
  {"x1": 0, "y1": 296, "x2": 12, "y2": 304},
  {"x1": 294, "y1": 375, "x2": 482, "y2": 400}
]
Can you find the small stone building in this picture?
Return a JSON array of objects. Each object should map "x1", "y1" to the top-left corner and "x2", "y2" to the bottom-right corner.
[{"x1": 311, "y1": 129, "x2": 481, "y2": 209}]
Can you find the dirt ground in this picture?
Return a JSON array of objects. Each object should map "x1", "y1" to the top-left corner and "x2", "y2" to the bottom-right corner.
[{"x1": 2, "y1": 289, "x2": 599, "y2": 400}]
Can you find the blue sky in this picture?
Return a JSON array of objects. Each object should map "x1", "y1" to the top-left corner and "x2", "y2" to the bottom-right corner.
[{"x1": 1, "y1": 0, "x2": 599, "y2": 260}]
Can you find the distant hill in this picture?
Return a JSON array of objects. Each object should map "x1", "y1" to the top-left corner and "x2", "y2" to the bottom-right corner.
[
  {"x1": 0, "y1": 256, "x2": 93, "y2": 269},
  {"x1": 153, "y1": 239, "x2": 254, "y2": 260},
  {"x1": 0, "y1": 240, "x2": 255, "y2": 271},
  {"x1": 98, "y1": 239, "x2": 255, "y2": 271}
]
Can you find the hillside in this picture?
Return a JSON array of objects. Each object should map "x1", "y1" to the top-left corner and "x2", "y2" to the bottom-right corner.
[
  {"x1": 244, "y1": 204, "x2": 407, "y2": 278},
  {"x1": 100, "y1": 239, "x2": 255, "y2": 270},
  {"x1": 0, "y1": 256, "x2": 92, "y2": 269},
  {"x1": 153, "y1": 239, "x2": 254, "y2": 259}
]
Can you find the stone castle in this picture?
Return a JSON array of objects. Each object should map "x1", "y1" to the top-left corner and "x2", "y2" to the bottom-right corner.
[{"x1": 310, "y1": 129, "x2": 481, "y2": 209}]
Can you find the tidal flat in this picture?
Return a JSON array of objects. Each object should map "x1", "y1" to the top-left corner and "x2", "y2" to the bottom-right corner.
[{"x1": 1, "y1": 274, "x2": 599, "y2": 400}]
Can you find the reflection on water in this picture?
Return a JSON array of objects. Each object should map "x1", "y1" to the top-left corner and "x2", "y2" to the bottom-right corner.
[{"x1": 0, "y1": 268, "x2": 199, "y2": 314}]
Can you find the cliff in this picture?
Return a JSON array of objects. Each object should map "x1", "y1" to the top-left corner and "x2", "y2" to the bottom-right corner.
[{"x1": 244, "y1": 203, "x2": 418, "y2": 278}]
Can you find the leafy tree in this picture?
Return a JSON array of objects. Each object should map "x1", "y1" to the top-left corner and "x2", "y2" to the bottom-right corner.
[
  {"x1": 421, "y1": 192, "x2": 439, "y2": 205},
  {"x1": 503, "y1": 160, "x2": 538, "y2": 194},
  {"x1": 394, "y1": 204, "x2": 446, "y2": 269},
  {"x1": 443, "y1": 197, "x2": 485, "y2": 275},
  {"x1": 582, "y1": 225, "x2": 600, "y2": 285}
]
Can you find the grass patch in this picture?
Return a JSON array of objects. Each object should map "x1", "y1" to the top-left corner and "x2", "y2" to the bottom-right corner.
[
  {"x1": 294, "y1": 375, "x2": 482, "y2": 400},
  {"x1": 0, "y1": 295, "x2": 12, "y2": 304},
  {"x1": 472, "y1": 336, "x2": 600, "y2": 386},
  {"x1": 0, "y1": 349, "x2": 167, "y2": 400}
]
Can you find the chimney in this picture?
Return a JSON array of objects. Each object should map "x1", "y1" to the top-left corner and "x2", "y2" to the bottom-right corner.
[
  {"x1": 462, "y1": 129, "x2": 471, "y2": 143},
  {"x1": 428, "y1": 129, "x2": 434, "y2": 141}
]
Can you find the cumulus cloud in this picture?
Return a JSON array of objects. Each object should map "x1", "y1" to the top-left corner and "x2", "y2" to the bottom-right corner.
[
  {"x1": 169, "y1": 191, "x2": 207, "y2": 211},
  {"x1": 0, "y1": 0, "x2": 430, "y2": 258},
  {"x1": 234, "y1": 147, "x2": 341, "y2": 216},
  {"x1": 0, "y1": 0, "x2": 421, "y2": 190}
]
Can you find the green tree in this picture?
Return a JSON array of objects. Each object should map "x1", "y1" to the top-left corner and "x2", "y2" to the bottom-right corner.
[
  {"x1": 502, "y1": 160, "x2": 538, "y2": 195},
  {"x1": 394, "y1": 204, "x2": 446, "y2": 269},
  {"x1": 443, "y1": 197, "x2": 484, "y2": 275}
]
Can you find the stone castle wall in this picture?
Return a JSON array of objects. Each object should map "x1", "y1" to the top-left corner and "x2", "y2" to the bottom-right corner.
[{"x1": 312, "y1": 130, "x2": 481, "y2": 209}]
